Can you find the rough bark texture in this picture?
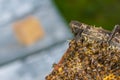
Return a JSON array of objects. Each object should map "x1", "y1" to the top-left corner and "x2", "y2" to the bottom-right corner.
[{"x1": 46, "y1": 21, "x2": 120, "y2": 80}]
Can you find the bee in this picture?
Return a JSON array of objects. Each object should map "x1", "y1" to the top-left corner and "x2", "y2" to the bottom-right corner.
[{"x1": 108, "y1": 25, "x2": 120, "y2": 43}]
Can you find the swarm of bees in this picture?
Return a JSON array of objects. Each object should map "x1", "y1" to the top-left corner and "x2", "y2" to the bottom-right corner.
[{"x1": 46, "y1": 21, "x2": 120, "y2": 80}]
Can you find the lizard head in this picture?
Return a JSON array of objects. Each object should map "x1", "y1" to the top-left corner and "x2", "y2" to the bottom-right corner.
[{"x1": 69, "y1": 20, "x2": 83, "y2": 35}]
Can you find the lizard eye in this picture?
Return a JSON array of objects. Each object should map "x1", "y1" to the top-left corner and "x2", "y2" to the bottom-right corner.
[
  {"x1": 70, "y1": 21, "x2": 82, "y2": 27},
  {"x1": 72, "y1": 27, "x2": 80, "y2": 35}
]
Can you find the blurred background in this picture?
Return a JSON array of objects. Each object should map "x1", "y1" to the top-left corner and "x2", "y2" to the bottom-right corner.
[
  {"x1": 0, "y1": 0, "x2": 120, "y2": 80},
  {"x1": 54, "y1": 0, "x2": 120, "y2": 30}
]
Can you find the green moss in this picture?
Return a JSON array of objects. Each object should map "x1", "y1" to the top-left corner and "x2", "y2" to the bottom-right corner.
[{"x1": 53, "y1": 0, "x2": 120, "y2": 30}]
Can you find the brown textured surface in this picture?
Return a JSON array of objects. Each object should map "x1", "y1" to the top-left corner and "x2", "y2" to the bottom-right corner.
[{"x1": 46, "y1": 22, "x2": 120, "y2": 80}]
